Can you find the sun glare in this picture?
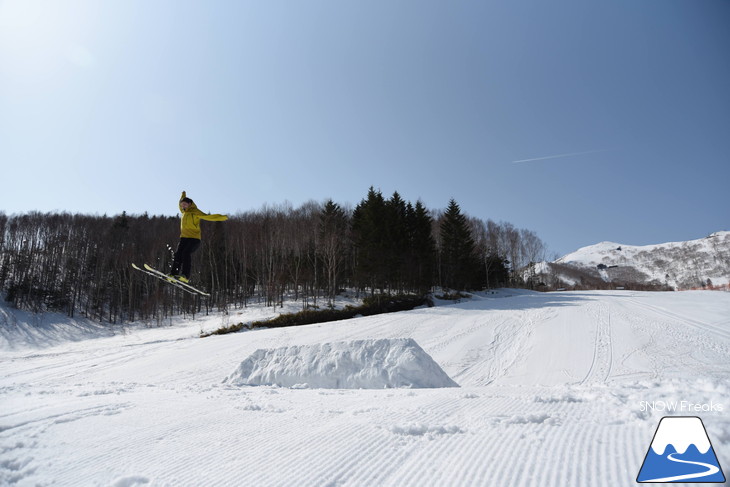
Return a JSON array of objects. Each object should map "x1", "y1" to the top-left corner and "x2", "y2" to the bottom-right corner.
[{"x1": 0, "y1": 0, "x2": 91, "y2": 75}]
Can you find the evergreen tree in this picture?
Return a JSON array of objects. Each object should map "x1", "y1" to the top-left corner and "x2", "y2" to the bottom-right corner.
[
  {"x1": 351, "y1": 187, "x2": 388, "y2": 294},
  {"x1": 384, "y1": 192, "x2": 409, "y2": 292},
  {"x1": 407, "y1": 201, "x2": 436, "y2": 293},
  {"x1": 439, "y1": 199, "x2": 479, "y2": 290}
]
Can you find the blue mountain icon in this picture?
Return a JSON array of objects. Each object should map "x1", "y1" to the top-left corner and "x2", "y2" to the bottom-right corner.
[{"x1": 637, "y1": 417, "x2": 726, "y2": 483}]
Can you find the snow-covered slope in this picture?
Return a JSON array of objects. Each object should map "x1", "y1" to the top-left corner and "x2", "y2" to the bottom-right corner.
[
  {"x1": 1, "y1": 290, "x2": 729, "y2": 486},
  {"x1": 541, "y1": 231, "x2": 730, "y2": 290}
]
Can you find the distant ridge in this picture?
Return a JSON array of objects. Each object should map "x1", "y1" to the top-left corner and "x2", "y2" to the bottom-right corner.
[{"x1": 528, "y1": 232, "x2": 730, "y2": 291}]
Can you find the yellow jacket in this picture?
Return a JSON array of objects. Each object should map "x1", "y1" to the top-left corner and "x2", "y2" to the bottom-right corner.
[{"x1": 178, "y1": 191, "x2": 228, "y2": 239}]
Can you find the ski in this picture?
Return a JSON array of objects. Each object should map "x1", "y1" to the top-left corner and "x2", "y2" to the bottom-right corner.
[
  {"x1": 143, "y1": 264, "x2": 211, "y2": 296},
  {"x1": 131, "y1": 263, "x2": 210, "y2": 296},
  {"x1": 132, "y1": 263, "x2": 196, "y2": 295},
  {"x1": 142, "y1": 264, "x2": 211, "y2": 296}
]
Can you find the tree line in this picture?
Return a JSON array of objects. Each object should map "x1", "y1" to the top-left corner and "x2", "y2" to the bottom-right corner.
[{"x1": 0, "y1": 188, "x2": 547, "y2": 324}]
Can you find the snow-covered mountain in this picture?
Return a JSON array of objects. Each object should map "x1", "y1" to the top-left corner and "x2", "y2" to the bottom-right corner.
[{"x1": 532, "y1": 231, "x2": 730, "y2": 290}]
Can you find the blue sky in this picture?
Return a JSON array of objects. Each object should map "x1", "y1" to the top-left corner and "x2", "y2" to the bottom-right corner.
[{"x1": 1, "y1": 0, "x2": 728, "y2": 256}]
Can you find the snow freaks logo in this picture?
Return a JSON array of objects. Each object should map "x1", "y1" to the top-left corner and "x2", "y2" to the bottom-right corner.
[
  {"x1": 637, "y1": 416, "x2": 726, "y2": 483},
  {"x1": 639, "y1": 400, "x2": 724, "y2": 413}
]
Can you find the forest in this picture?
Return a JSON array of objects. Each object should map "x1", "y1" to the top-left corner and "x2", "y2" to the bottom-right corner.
[{"x1": 0, "y1": 188, "x2": 547, "y2": 325}]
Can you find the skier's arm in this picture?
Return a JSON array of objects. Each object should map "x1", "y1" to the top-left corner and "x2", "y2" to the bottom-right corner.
[
  {"x1": 199, "y1": 213, "x2": 228, "y2": 222},
  {"x1": 179, "y1": 191, "x2": 187, "y2": 213}
]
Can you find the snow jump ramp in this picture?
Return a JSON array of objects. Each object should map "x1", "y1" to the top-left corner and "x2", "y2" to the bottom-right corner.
[{"x1": 225, "y1": 338, "x2": 459, "y2": 389}]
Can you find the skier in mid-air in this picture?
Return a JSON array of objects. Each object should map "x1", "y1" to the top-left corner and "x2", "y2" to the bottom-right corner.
[{"x1": 169, "y1": 191, "x2": 228, "y2": 283}]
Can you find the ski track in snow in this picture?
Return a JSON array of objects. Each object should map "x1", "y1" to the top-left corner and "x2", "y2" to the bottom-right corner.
[
  {"x1": 1, "y1": 290, "x2": 729, "y2": 486},
  {"x1": 580, "y1": 302, "x2": 614, "y2": 385}
]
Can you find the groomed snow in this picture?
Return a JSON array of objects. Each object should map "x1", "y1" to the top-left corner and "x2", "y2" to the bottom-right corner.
[
  {"x1": 225, "y1": 338, "x2": 459, "y2": 389},
  {"x1": 1, "y1": 289, "x2": 729, "y2": 486}
]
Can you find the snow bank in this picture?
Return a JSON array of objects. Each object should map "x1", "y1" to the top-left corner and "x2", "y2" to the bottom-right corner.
[
  {"x1": 225, "y1": 338, "x2": 459, "y2": 389},
  {"x1": 0, "y1": 303, "x2": 116, "y2": 350}
]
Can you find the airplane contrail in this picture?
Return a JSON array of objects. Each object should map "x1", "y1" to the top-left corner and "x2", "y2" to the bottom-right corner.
[{"x1": 511, "y1": 149, "x2": 606, "y2": 164}]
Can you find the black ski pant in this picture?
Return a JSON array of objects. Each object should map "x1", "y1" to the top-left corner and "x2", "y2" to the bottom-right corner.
[{"x1": 171, "y1": 237, "x2": 201, "y2": 279}]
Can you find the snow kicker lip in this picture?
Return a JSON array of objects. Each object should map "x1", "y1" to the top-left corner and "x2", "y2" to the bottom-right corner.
[
  {"x1": 224, "y1": 338, "x2": 460, "y2": 389},
  {"x1": 637, "y1": 416, "x2": 726, "y2": 483}
]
